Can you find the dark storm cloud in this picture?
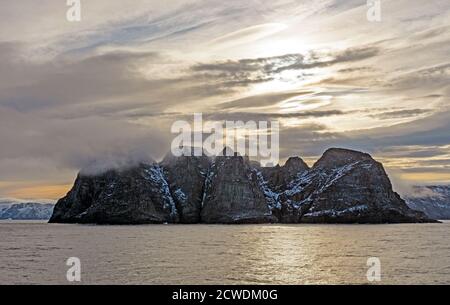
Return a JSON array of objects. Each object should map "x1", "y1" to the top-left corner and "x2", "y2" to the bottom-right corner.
[
  {"x1": 189, "y1": 46, "x2": 381, "y2": 87},
  {"x1": 274, "y1": 46, "x2": 380, "y2": 73},
  {"x1": 190, "y1": 54, "x2": 303, "y2": 88},
  {"x1": 191, "y1": 53, "x2": 304, "y2": 73}
]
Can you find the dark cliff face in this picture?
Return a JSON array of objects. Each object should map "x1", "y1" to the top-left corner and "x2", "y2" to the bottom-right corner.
[
  {"x1": 49, "y1": 163, "x2": 178, "y2": 224},
  {"x1": 50, "y1": 148, "x2": 436, "y2": 224},
  {"x1": 297, "y1": 149, "x2": 430, "y2": 223},
  {"x1": 160, "y1": 154, "x2": 210, "y2": 223},
  {"x1": 201, "y1": 155, "x2": 276, "y2": 224},
  {"x1": 261, "y1": 157, "x2": 309, "y2": 192}
]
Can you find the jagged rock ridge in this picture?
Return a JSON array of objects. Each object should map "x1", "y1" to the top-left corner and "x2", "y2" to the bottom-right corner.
[
  {"x1": 50, "y1": 148, "x2": 436, "y2": 224},
  {"x1": 272, "y1": 149, "x2": 431, "y2": 223}
]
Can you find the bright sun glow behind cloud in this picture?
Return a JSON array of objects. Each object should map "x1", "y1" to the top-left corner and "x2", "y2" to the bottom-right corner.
[{"x1": 0, "y1": 0, "x2": 449, "y2": 199}]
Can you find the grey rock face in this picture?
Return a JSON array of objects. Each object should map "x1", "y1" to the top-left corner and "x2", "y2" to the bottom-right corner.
[
  {"x1": 278, "y1": 148, "x2": 433, "y2": 223},
  {"x1": 201, "y1": 156, "x2": 276, "y2": 223},
  {"x1": 49, "y1": 148, "x2": 436, "y2": 224},
  {"x1": 49, "y1": 163, "x2": 178, "y2": 224},
  {"x1": 161, "y1": 154, "x2": 210, "y2": 223},
  {"x1": 258, "y1": 156, "x2": 310, "y2": 222},
  {"x1": 261, "y1": 157, "x2": 309, "y2": 192}
]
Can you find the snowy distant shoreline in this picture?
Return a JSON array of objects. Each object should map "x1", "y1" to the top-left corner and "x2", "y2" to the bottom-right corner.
[{"x1": 0, "y1": 201, "x2": 54, "y2": 220}]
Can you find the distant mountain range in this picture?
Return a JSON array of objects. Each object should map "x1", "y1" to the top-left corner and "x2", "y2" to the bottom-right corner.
[
  {"x1": 405, "y1": 186, "x2": 450, "y2": 220},
  {"x1": 49, "y1": 148, "x2": 437, "y2": 224},
  {"x1": 0, "y1": 201, "x2": 54, "y2": 220}
]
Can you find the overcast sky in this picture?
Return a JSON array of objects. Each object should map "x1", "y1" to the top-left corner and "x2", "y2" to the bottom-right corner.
[{"x1": 0, "y1": 0, "x2": 449, "y2": 200}]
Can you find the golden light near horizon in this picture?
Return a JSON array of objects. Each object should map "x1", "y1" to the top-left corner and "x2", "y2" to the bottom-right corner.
[
  {"x1": 0, "y1": 0, "x2": 449, "y2": 200},
  {"x1": 3, "y1": 183, "x2": 73, "y2": 201}
]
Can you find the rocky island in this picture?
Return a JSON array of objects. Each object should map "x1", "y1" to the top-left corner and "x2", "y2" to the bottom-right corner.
[{"x1": 49, "y1": 148, "x2": 436, "y2": 224}]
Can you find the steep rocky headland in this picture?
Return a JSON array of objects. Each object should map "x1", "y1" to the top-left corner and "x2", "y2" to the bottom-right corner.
[{"x1": 49, "y1": 148, "x2": 436, "y2": 224}]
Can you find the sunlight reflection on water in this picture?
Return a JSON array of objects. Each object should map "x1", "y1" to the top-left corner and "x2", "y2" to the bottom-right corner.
[{"x1": 0, "y1": 221, "x2": 449, "y2": 284}]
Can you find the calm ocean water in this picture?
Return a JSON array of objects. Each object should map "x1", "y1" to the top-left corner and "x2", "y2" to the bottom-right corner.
[{"x1": 0, "y1": 220, "x2": 449, "y2": 284}]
